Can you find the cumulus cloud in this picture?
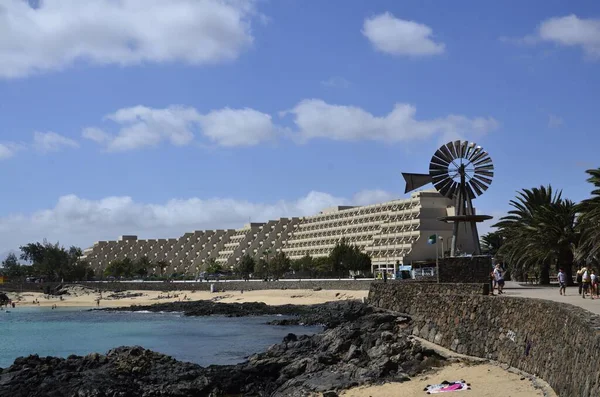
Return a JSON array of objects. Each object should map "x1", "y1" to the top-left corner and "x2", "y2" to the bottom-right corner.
[
  {"x1": 285, "y1": 99, "x2": 498, "y2": 143},
  {"x1": 505, "y1": 15, "x2": 600, "y2": 59},
  {"x1": 0, "y1": 0, "x2": 260, "y2": 79},
  {"x1": 199, "y1": 108, "x2": 279, "y2": 147},
  {"x1": 84, "y1": 99, "x2": 498, "y2": 150},
  {"x1": 0, "y1": 143, "x2": 17, "y2": 159},
  {"x1": 33, "y1": 131, "x2": 79, "y2": 152},
  {"x1": 362, "y1": 12, "x2": 445, "y2": 56},
  {"x1": 83, "y1": 105, "x2": 278, "y2": 150},
  {"x1": 0, "y1": 189, "x2": 399, "y2": 253}
]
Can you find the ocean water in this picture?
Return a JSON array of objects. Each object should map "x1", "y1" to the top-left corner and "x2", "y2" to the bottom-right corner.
[{"x1": 0, "y1": 307, "x2": 321, "y2": 368}]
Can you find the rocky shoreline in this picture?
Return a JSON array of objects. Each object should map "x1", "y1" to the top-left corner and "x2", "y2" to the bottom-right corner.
[
  {"x1": 101, "y1": 299, "x2": 372, "y2": 328},
  {"x1": 0, "y1": 301, "x2": 448, "y2": 396}
]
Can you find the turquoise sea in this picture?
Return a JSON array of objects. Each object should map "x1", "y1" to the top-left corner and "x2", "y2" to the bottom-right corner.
[{"x1": 0, "y1": 307, "x2": 321, "y2": 368}]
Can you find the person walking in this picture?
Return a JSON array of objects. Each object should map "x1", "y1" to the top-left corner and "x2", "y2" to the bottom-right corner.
[
  {"x1": 577, "y1": 266, "x2": 584, "y2": 296},
  {"x1": 592, "y1": 270, "x2": 598, "y2": 299},
  {"x1": 493, "y1": 264, "x2": 505, "y2": 295},
  {"x1": 558, "y1": 268, "x2": 567, "y2": 296},
  {"x1": 582, "y1": 267, "x2": 590, "y2": 299}
]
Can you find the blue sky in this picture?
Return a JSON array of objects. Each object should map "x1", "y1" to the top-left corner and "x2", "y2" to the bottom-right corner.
[{"x1": 0, "y1": 0, "x2": 599, "y2": 256}]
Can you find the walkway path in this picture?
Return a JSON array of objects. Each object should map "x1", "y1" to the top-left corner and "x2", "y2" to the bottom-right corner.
[{"x1": 502, "y1": 281, "x2": 600, "y2": 315}]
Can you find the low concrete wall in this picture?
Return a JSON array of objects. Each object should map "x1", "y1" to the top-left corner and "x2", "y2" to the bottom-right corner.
[
  {"x1": 1, "y1": 279, "x2": 377, "y2": 293},
  {"x1": 369, "y1": 283, "x2": 600, "y2": 396}
]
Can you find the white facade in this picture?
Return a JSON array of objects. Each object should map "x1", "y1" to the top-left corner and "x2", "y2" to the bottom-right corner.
[{"x1": 81, "y1": 190, "x2": 475, "y2": 275}]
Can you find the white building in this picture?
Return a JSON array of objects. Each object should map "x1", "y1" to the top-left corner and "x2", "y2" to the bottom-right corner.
[{"x1": 81, "y1": 190, "x2": 475, "y2": 276}]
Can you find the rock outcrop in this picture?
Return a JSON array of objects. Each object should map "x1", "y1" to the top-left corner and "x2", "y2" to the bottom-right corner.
[
  {"x1": 103, "y1": 299, "x2": 374, "y2": 328},
  {"x1": 1, "y1": 301, "x2": 446, "y2": 396}
]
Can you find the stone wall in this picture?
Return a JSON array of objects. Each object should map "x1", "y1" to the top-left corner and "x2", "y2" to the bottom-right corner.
[
  {"x1": 1, "y1": 279, "x2": 376, "y2": 293},
  {"x1": 369, "y1": 283, "x2": 600, "y2": 396},
  {"x1": 439, "y1": 255, "x2": 492, "y2": 283}
]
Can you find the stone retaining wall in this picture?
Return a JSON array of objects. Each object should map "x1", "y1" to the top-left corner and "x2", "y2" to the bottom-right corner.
[
  {"x1": 439, "y1": 255, "x2": 492, "y2": 283},
  {"x1": 369, "y1": 283, "x2": 600, "y2": 396}
]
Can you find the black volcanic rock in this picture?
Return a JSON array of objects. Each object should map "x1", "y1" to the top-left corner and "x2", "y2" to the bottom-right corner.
[
  {"x1": 102, "y1": 299, "x2": 374, "y2": 328},
  {"x1": 0, "y1": 302, "x2": 446, "y2": 397}
]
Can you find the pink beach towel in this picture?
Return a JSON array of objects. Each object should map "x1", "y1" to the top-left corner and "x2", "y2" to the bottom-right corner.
[{"x1": 425, "y1": 380, "x2": 470, "y2": 393}]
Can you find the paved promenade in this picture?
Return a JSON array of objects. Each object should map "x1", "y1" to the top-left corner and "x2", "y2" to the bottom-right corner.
[{"x1": 501, "y1": 281, "x2": 600, "y2": 315}]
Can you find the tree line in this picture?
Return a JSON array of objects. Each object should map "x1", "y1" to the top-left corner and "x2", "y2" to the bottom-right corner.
[
  {"x1": 0, "y1": 240, "x2": 94, "y2": 282},
  {"x1": 481, "y1": 168, "x2": 600, "y2": 284}
]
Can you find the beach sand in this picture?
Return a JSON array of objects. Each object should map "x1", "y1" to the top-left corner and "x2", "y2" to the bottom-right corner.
[
  {"x1": 5, "y1": 287, "x2": 369, "y2": 308},
  {"x1": 339, "y1": 361, "x2": 552, "y2": 397}
]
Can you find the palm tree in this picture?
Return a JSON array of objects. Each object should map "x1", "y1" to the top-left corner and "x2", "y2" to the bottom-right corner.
[
  {"x1": 576, "y1": 168, "x2": 600, "y2": 264},
  {"x1": 494, "y1": 186, "x2": 577, "y2": 284},
  {"x1": 480, "y1": 231, "x2": 505, "y2": 256}
]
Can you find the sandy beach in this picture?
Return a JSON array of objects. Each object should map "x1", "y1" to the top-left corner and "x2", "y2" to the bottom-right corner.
[
  {"x1": 340, "y1": 362, "x2": 552, "y2": 397},
  {"x1": 5, "y1": 286, "x2": 369, "y2": 308}
]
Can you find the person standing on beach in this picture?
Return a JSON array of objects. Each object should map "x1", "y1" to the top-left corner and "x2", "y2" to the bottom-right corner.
[
  {"x1": 592, "y1": 270, "x2": 598, "y2": 299},
  {"x1": 558, "y1": 268, "x2": 567, "y2": 296}
]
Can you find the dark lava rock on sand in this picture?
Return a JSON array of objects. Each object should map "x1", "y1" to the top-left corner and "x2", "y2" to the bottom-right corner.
[{"x1": 103, "y1": 299, "x2": 374, "y2": 328}]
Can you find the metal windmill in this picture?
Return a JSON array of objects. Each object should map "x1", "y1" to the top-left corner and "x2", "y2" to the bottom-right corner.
[{"x1": 402, "y1": 140, "x2": 493, "y2": 256}]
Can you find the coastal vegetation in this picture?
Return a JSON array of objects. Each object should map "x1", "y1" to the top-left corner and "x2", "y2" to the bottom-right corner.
[
  {"x1": 0, "y1": 241, "x2": 94, "y2": 282},
  {"x1": 483, "y1": 167, "x2": 600, "y2": 284}
]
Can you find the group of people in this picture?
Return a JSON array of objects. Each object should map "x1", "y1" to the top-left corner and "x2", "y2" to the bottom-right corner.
[
  {"x1": 490, "y1": 263, "x2": 505, "y2": 295},
  {"x1": 575, "y1": 266, "x2": 598, "y2": 299}
]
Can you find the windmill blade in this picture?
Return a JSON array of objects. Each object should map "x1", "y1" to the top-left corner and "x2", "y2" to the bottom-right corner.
[
  {"x1": 402, "y1": 173, "x2": 433, "y2": 193},
  {"x1": 439, "y1": 145, "x2": 454, "y2": 163},
  {"x1": 434, "y1": 177, "x2": 454, "y2": 197},
  {"x1": 474, "y1": 170, "x2": 494, "y2": 178},
  {"x1": 475, "y1": 164, "x2": 494, "y2": 172},
  {"x1": 474, "y1": 156, "x2": 493, "y2": 167},
  {"x1": 438, "y1": 179, "x2": 456, "y2": 197},
  {"x1": 429, "y1": 158, "x2": 449, "y2": 169},
  {"x1": 446, "y1": 142, "x2": 458, "y2": 159},
  {"x1": 465, "y1": 184, "x2": 476, "y2": 199},
  {"x1": 453, "y1": 140, "x2": 463, "y2": 159},
  {"x1": 470, "y1": 150, "x2": 488, "y2": 164},
  {"x1": 468, "y1": 180, "x2": 483, "y2": 196},
  {"x1": 467, "y1": 146, "x2": 483, "y2": 161},
  {"x1": 473, "y1": 174, "x2": 493, "y2": 186},
  {"x1": 429, "y1": 163, "x2": 448, "y2": 172},
  {"x1": 459, "y1": 141, "x2": 468, "y2": 158},
  {"x1": 446, "y1": 181, "x2": 460, "y2": 198},
  {"x1": 471, "y1": 177, "x2": 490, "y2": 192},
  {"x1": 465, "y1": 142, "x2": 476, "y2": 159},
  {"x1": 433, "y1": 149, "x2": 452, "y2": 165}
]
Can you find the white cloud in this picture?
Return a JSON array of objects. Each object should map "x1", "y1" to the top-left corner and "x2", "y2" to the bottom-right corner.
[
  {"x1": 0, "y1": 0, "x2": 260, "y2": 79},
  {"x1": 548, "y1": 114, "x2": 564, "y2": 128},
  {"x1": 0, "y1": 143, "x2": 16, "y2": 159},
  {"x1": 506, "y1": 15, "x2": 600, "y2": 59},
  {"x1": 199, "y1": 108, "x2": 278, "y2": 147},
  {"x1": 82, "y1": 127, "x2": 111, "y2": 144},
  {"x1": 33, "y1": 131, "x2": 79, "y2": 152},
  {"x1": 0, "y1": 189, "x2": 398, "y2": 253},
  {"x1": 321, "y1": 76, "x2": 351, "y2": 88},
  {"x1": 84, "y1": 105, "x2": 278, "y2": 150},
  {"x1": 362, "y1": 12, "x2": 445, "y2": 56},
  {"x1": 285, "y1": 99, "x2": 498, "y2": 143}
]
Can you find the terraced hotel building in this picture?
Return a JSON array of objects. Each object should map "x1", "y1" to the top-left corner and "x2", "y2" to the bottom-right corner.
[{"x1": 81, "y1": 190, "x2": 476, "y2": 276}]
